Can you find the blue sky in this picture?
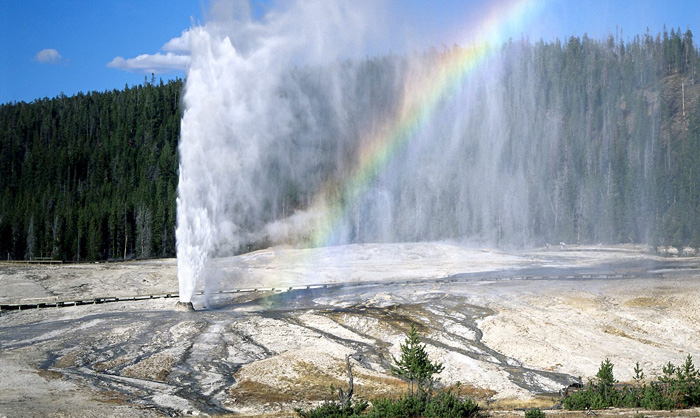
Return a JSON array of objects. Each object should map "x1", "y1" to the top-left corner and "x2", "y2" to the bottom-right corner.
[{"x1": 1, "y1": 0, "x2": 697, "y2": 104}]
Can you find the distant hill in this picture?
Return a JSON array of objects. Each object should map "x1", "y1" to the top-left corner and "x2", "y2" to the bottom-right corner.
[{"x1": 1, "y1": 27, "x2": 699, "y2": 261}]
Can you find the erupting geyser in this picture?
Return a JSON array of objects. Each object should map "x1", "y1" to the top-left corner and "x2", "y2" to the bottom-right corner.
[
  {"x1": 176, "y1": 0, "x2": 389, "y2": 303},
  {"x1": 176, "y1": 0, "x2": 664, "y2": 304}
]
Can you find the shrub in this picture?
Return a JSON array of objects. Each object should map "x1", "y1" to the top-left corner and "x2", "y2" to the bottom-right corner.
[
  {"x1": 423, "y1": 390, "x2": 480, "y2": 418},
  {"x1": 524, "y1": 407, "x2": 546, "y2": 418},
  {"x1": 563, "y1": 355, "x2": 700, "y2": 411},
  {"x1": 364, "y1": 393, "x2": 480, "y2": 418},
  {"x1": 295, "y1": 400, "x2": 368, "y2": 418},
  {"x1": 365, "y1": 395, "x2": 424, "y2": 418},
  {"x1": 391, "y1": 323, "x2": 444, "y2": 397}
]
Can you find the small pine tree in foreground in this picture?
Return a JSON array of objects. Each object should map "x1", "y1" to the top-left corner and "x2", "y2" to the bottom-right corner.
[
  {"x1": 391, "y1": 323, "x2": 445, "y2": 397},
  {"x1": 296, "y1": 323, "x2": 479, "y2": 418}
]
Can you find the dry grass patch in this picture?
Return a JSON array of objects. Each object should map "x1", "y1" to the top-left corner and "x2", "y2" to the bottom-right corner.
[
  {"x1": 601, "y1": 325, "x2": 660, "y2": 347},
  {"x1": 487, "y1": 394, "x2": 557, "y2": 411},
  {"x1": 37, "y1": 368, "x2": 62, "y2": 380},
  {"x1": 327, "y1": 308, "x2": 416, "y2": 340},
  {"x1": 230, "y1": 379, "x2": 300, "y2": 404},
  {"x1": 93, "y1": 389, "x2": 130, "y2": 405},
  {"x1": 54, "y1": 351, "x2": 80, "y2": 368},
  {"x1": 232, "y1": 360, "x2": 412, "y2": 406},
  {"x1": 353, "y1": 371, "x2": 407, "y2": 399},
  {"x1": 624, "y1": 296, "x2": 669, "y2": 308},
  {"x1": 215, "y1": 411, "x2": 309, "y2": 418},
  {"x1": 122, "y1": 353, "x2": 176, "y2": 381},
  {"x1": 602, "y1": 325, "x2": 635, "y2": 339},
  {"x1": 560, "y1": 295, "x2": 599, "y2": 310},
  {"x1": 232, "y1": 360, "x2": 348, "y2": 405},
  {"x1": 443, "y1": 383, "x2": 498, "y2": 403},
  {"x1": 93, "y1": 355, "x2": 129, "y2": 372}
]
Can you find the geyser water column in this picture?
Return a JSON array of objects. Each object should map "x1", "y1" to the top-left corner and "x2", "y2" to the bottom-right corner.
[
  {"x1": 176, "y1": 21, "x2": 293, "y2": 304},
  {"x1": 176, "y1": 24, "x2": 259, "y2": 304},
  {"x1": 176, "y1": 1, "x2": 388, "y2": 304}
]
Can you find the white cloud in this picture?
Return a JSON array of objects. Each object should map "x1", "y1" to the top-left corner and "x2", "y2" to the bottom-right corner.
[
  {"x1": 107, "y1": 52, "x2": 190, "y2": 74},
  {"x1": 34, "y1": 48, "x2": 64, "y2": 64},
  {"x1": 108, "y1": 31, "x2": 191, "y2": 74},
  {"x1": 162, "y1": 30, "x2": 191, "y2": 53}
]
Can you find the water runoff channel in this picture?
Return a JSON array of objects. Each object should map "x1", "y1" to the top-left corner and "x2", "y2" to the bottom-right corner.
[{"x1": 0, "y1": 263, "x2": 672, "y2": 415}]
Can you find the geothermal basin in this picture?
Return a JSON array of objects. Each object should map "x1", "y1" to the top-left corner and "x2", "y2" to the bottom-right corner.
[{"x1": 1, "y1": 243, "x2": 700, "y2": 417}]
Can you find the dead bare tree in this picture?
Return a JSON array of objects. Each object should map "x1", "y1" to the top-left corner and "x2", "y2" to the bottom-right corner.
[{"x1": 337, "y1": 354, "x2": 354, "y2": 407}]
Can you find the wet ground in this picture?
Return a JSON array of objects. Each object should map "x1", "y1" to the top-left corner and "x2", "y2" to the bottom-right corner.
[{"x1": 1, "y1": 245, "x2": 699, "y2": 417}]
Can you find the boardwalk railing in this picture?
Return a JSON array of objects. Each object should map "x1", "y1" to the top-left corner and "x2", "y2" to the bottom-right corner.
[
  {"x1": 0, "y1": 271, "x2": 664, "y2": 312},
  {"x1": 1, "y1": 257, "x2": 63, "y2": 265}
]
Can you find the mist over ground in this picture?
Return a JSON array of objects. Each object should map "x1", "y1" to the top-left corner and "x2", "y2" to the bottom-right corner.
[{"x1": 176, "y1": 1, "x2": 700, "y2": 300}]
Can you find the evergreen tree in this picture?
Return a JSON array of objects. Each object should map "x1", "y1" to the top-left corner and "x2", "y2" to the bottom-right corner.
[
  {"x1": 0, "y1": 78, "x2": 182, "y2": 261},
  {"x1": 391, "y1": 323, "x2": 444, "y2": 397}
]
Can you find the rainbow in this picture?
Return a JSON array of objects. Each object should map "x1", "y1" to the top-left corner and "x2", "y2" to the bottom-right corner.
[{"x1": 304, "y1": 0, "x2": 546, "y2": 248}]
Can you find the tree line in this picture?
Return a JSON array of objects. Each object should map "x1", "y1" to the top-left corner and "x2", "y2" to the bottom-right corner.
[
  {"x1": 0, "y1": 78, "x2": 180, "y2": 261},
  {"x1": 504, "y1": 27, "x2": 700, "y2": 247},
  {"x1": 1, "y1": 26, "x2": 699, "y2": 261}
]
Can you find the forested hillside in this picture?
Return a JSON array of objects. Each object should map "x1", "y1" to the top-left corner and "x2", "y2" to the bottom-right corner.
[
  {"x1": 493, "y1": 28, "x2": 700, "y2": 247},
  {"x1": 0, "y1": 79, "x2": 181, "y2": 261},
  {"x1": 1, "y1": 27, "x2": 699, "y2": 261}
]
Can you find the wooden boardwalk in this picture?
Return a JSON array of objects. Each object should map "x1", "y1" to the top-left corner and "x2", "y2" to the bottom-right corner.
[
  {"x1": 2, "y1": 258, "x2": 63, "y2": 265},
  {"x1": 0, "y1": 272, "x2": 663, "y2": 312},
  {"x1": 0, "y1": 285, "x2": 330, "y2": 311}
]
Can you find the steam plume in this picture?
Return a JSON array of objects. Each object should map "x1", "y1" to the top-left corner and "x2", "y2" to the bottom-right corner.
[
  {"x1": 177, "y1": 0, "x2": 656, "y2": 303},
  {"x1": 176, "y1": 0, "x2": 390, "y2": 301}
]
